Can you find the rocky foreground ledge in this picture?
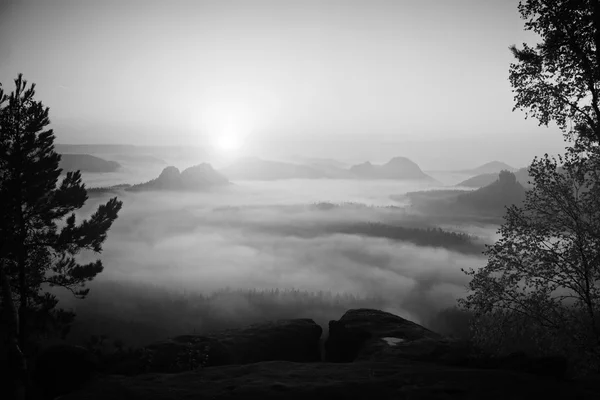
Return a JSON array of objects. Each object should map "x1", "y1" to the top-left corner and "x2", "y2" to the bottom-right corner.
[{"x1": 33, "y1": 309, "x2": 600, "y2": 399}]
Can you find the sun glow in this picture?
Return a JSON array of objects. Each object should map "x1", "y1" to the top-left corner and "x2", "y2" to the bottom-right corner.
[
  {"x1": 215, "y1": 134, "x2": 243, "y2": 153},
  {"x1": 210, "y1": 118, "x2": 247, "y2": 157}
]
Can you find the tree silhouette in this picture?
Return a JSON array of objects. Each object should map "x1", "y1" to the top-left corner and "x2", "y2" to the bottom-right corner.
[
  {"x1": 462, "y1": 0, "x2": 600, "y2": 375},
  {"x1": 0, "y1": 74, "x2": 123, "y2": 399},
  {"x1": 460, "y1": 152, "x2": 600, "y2": 372},
  {"x1": 509, "y1": 0, "x2": 600, "y2": 148}
]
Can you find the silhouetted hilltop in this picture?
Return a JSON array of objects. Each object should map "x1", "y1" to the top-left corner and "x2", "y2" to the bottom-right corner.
[
  {"x1": 458, "y1": 161, "x2": 516, "y2": 175},
  {"x1": 405, "y1": 171, "x2": 527, "y2": 222},
  {"x1": 349, "y1": 157, "x2": 435, "y2": 181},
  {"x1": 456, "y1": 170, "x2": 526, "y2": 213},
  {"x1": 457, "y1": 167, "x2": 532, "y2": 188},
  {"x1": 59, "y1": 154, "x2": 121, "y2": 173},
  {"x1": 219, "y1": 157, "x2": 329, "y2": 180},
  {"x1": 217, "y1": 156, "x2": 435, "y2": 181},
  {"x1": 127, "y1": 163, "x2": 229, "y2": 191}
]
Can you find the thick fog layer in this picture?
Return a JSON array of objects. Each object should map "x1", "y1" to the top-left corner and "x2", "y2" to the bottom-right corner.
[{"x1": 67, "y1": 176, "x2": 495, "y2": 329}]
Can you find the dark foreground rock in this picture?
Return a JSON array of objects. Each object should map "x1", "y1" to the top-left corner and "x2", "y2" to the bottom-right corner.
[
  {"x1": 325, "y1": 308, "x2": 447, "y2": 363},
  {"x1": 60, "y1": 360, "x2": 600, "y2": 400},
  {"x1": 43, "y1": 310, "x2": 597, "y2": 399},
  {"x1": 107, "y1": 319, "x2": 322, "y2": 374},
  {"x1": 325, "y1": 309, "x2": 568, "y2": 379},
  {"x1": 32, "y1": 344, "x2": 99, "y2": 400}
]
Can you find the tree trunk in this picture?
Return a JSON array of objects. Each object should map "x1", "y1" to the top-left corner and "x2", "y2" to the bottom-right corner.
[
  {"x1": 0, "y1": 259, "x2": 28, "y2": 400},
  {"x1": 17, "y1": 249, "x2": 27, "y2": 352}
]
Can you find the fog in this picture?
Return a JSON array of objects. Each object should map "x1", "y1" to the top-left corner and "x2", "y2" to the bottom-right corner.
[{"x1": 63, "y1": 173, "x2": 494, "y2": 340}]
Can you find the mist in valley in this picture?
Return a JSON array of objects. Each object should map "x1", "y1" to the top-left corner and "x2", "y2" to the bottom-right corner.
[{"x1": 46, "y1": 164, "x2": 500, "y2": 348}]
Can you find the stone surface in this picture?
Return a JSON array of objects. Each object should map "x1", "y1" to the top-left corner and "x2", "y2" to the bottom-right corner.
[
  {"x1": 109, "y1": 318, "x2": 323, "y2": 374},
  {"x1": 32, "y1": 344, "x2": 99, "y2": 399},
  {"x1": 60, "y1": 360, "x2": 600, "y2": 400},
  {"x1": 325, "y1": 308, "x2": 449, "y2": 363},
  {"x1": 45, "y1": 310, "x2": 591, "y2": 399},
  {"x1": 323, "y1": 308, "x2": 569, "y2": 380}
]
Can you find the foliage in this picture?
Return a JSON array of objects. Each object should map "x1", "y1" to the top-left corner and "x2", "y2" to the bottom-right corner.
[
  {"x1": 509, "y1": 0, "x2": 600, "y2": 148},
  {"x1": 460, "y1": 151, "x2": 600, "y2": 374},
  {"x1": 460, "y1": 0, "x2": 600, "y2": 377},
  {"x1": 456, "y1": 171, "x2": 527, "y2": 214},
  {"x1": 0, "y1": 73, "x2": 123, "y2": 397}
]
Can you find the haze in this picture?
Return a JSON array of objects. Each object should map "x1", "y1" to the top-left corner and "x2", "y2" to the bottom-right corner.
[
  {"x1": 0, "y1": 0, "x2": 567, "y2": 346},
  {"x1": 0, "y1": 0, "x2": 567, "y2": 170}
]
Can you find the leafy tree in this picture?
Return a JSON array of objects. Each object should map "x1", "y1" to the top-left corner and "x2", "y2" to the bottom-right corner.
[
  {"x1": 461, "y1": 0, "x2": 600, "y2": 375},
  {"x1": 460, "y1": 152, "x2": 600, "y2": 371},
  {"x1": 509, "y1": 0, "x2": 600, "y2": 149},
  {"x1": 0, "y1": 75, "x2": 123, "y2": 398}
]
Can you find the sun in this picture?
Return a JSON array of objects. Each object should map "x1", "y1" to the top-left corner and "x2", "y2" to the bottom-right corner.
[{"x1": 213, "y1": 134, "x2": 244, "y2": 154}]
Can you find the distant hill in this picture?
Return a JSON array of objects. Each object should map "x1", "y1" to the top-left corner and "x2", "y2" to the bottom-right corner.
[
  {"x1": 406, "y1": 171, "x2": 527, "y2": 222},
  {"x1": 219, "y1": 157, "x2": 329, "y2": 180},
  {"x1": 457, "y1": 167, "x2": 532, "y2": 188},
  {"x1": 456, "y1": 171, "x2": 526, "y2": 214},
  {"x1": 55, "y1": 144, "x2": 209, "y2": 165},
  {"x1": 59, "y1": 154, "x2": 121, "y2": 173},
  {"x1": 458, "y1": 161, "x2": 516, "y2": 175},
  {"x1": 127, "y1": 164, "x2": 229, "y2": 191},
  {"x1": 289, "y1": 155, "x2": 349, "y2": 169},
  {"x1": 348, "y1": 157, "x2": 435, "y2": 181},
  {"x1": 106, "y1": 154, "x2": 167, "y2": 165},
  {"x1": 219, "y1": 156, "x2": 434, "y2": 181},
  {"x1": 56, "y1": 144, "x2": 138, "y2": 155}
]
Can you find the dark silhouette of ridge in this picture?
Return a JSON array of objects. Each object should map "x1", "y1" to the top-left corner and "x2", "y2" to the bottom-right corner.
[
  {"x1": 457, "y1": 167, "x2": 532, "y2": 188},
  {"x1": 59, "y1": 154, "x2": 121, "y2": 173},
  {"x1": 219, "y1": 157, "x2": 330, "y2": 180},
  {"x1": 457, "y1": 161, "x2": 516, "y2": 175},
  {"x1": 456, "y1": 170, "x2": 526, "y2": 213},
  {"x1": 348, "y1": 157, "x2": 436, "y2": 181},
  {"x1": 127, "y1": 163, "x2": 229, "y2": 191}
]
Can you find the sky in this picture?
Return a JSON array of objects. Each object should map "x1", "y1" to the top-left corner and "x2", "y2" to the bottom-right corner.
[{"x1": 0, "y1": 0, "x2": 568, "y2": 169}]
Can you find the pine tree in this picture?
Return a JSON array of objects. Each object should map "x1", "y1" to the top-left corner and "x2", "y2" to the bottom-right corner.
[{"x1": 0, "y1": 74, "x2": 123, "y2": 398}]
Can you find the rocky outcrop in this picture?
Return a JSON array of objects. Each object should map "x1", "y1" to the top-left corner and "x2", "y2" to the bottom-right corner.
[
  {"x1": 348, "y1": 157, "x2": 436, "y2": 181},
  {"x1": 180, "y1": 164, "x2": 230, "y2": 188},
  {"x1": 324, "y1": 308, "x2": 447, "y2": 363},
  {"x1": 127, "y1": 163, "x2": 229, "y2": 192},
  {"x1": 108, "y1": 319, "x2": 322, "y2": 374},
  {"x1": 52, "y1": 310, "x2": 585, "y2": 400},
  {"x1": 457, "y1": 167, "x2": 533, "y2": 188},
  {"x1": 324, "y1": 309, "x2": 568, "y2": 379}
]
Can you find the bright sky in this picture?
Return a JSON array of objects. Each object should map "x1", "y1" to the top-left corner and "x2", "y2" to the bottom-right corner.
[{"x1": 0, "y1": 0, "x2": 568, "y2": 169}]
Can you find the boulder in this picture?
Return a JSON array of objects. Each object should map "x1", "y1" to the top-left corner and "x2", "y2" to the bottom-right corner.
[
  {"x1": 32, "y1": 344, "x2": 99, "y2": 399},
  {"x1": 324, "y1": 309, "x2": 568, "y2": 379},
  {"x1": 213, "y1": 318, "x2": 322, "y2": 364},
  {"x1": 325, "y1": 308, "x2": 450, "y2": 363},
  {"x1": 137, "y1": 319, "x2": 322, "y2": 373}
]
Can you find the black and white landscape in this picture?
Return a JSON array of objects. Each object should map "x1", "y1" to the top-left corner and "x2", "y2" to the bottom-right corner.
[{"x1": 1, "y1": 0, "x2": 599, "y2": 399}]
